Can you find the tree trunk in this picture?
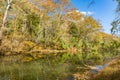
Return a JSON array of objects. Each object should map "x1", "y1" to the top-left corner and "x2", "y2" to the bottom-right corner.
[
  {"x1": 0, "y1": 27, "x2": 2, "y2": 45},
  {"x1": 0, "y1": 0, "x2": 12, "y2": 45}
]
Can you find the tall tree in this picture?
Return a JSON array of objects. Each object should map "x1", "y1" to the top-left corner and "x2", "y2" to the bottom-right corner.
[
  {"x1": 111, "y1": 0, "x2": 120, "y2": 36},
  {"x1": 0, "y1": 0, "x2": 12, "y2": 45}
]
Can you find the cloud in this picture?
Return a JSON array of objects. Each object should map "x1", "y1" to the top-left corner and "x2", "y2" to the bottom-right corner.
[
  {"x1": 81, "y1": 11, "x2": 94, "y2": 15},
  {"x1": 81, "y1": 12, "x2": 87, "y2": 15},
  {"x1": 87, "y1": 11, "x2": 94, "y2": 15}
]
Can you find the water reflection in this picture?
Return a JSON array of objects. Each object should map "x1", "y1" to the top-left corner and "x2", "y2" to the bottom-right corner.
[
  {"x1": 0, "y1": 52, "x2": 118, "y2": 80},
  {"x1": 0, "y1": 53, "x2": 75, "y2": 80}
]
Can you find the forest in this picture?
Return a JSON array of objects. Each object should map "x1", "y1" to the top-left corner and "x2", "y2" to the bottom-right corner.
[{"x1": 0, "y1": 0, "x2": 120, "y2": 80}]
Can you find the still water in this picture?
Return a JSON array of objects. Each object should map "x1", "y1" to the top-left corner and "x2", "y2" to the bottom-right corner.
[
  {"x1": 0, "y1": 53, "x2": 81, "y2": 80},
  {"x1": 0, "y1": 52, "x2": 118, "y2": 80}
]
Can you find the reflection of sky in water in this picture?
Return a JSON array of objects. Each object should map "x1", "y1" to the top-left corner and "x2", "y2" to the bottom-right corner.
[
  {"x1": 91, "y1": 64, "x2": 109, "y2": 74},
  {"x1": 8, "y1": 14, "x2": 15, "y2": 20}
]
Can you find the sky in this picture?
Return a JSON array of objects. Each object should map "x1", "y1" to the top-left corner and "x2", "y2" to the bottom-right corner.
[{"x1": 71, "y1": 0, "x2": 118, "y2": 34}]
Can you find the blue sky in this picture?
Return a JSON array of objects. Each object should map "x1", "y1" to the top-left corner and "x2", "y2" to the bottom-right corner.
[{"x1": 71, "y1": 0, "x2": 118, "y2": 34}]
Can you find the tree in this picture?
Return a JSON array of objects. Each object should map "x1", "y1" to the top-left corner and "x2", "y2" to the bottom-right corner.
[
  {"x1": 0, "y1": 0, "x2": 76, "y2": 52},
  {"x1": 111, "y1": 0, "x2": 120, "y2": 36},
  {"x1": 0, "y1": 0, "x2": 12, "y2": 46},
  {"x1": 68, "y1": 10, "x2": 102, "y2": 40}
]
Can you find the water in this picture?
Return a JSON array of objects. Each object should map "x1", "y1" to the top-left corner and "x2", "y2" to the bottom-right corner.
[
  {"x1": 90, "y1": 64, "x2": 109, "y2": 74},
  {"x1": 0, "y1": 52, "x2": 119, "y2": 80},
  {"x1": 0, "y1": 53, "x2": 77, "y2": 80}
]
